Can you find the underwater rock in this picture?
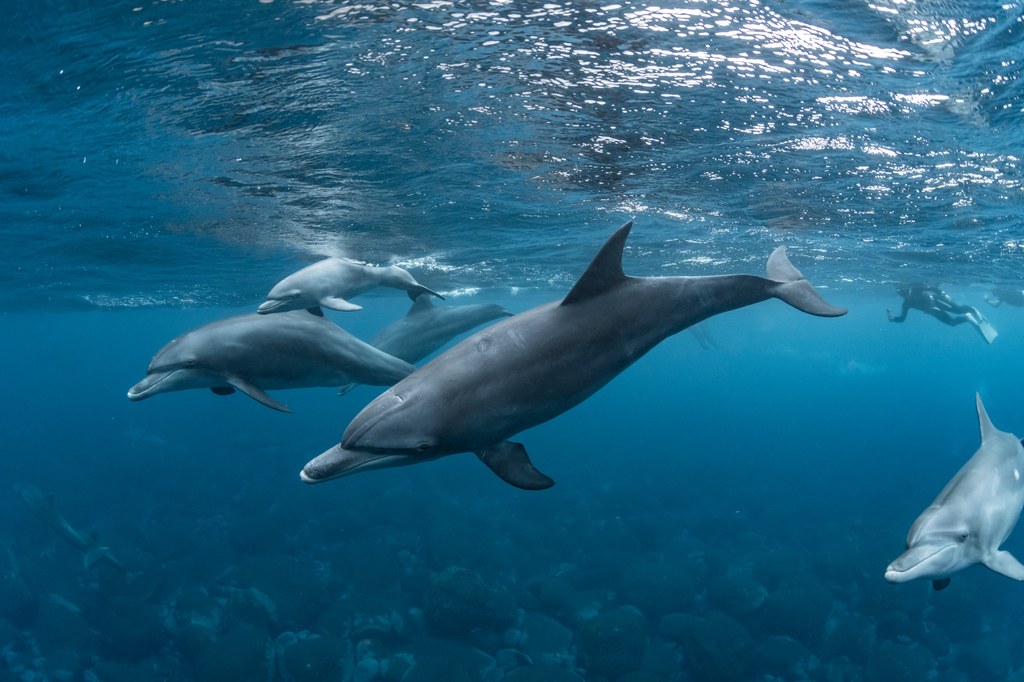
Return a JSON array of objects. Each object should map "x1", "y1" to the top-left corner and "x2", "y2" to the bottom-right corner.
[
  {"x1": 578, "y1": 605, "x2": 648, "y2": 679},
  {"x1": 679, "y1": 610, "x2": 754, "y2": 682},
  {"x1": 89, "y1": 600, "x2": 166, "y2": 661},
  {"x1": 236, "y1": 555, "x2": 327, "y2": 630},
  {"x1": 752, "y1": 634, "x2": 811, "y2": 678},
  {"x1": 503, "y1": 665, "x2": 585, "y2": 682},
  {"x1": 656, "y1": 612, "x2": 701, "y2": 644},
  {"x1": 0, "y1": 570, "x2": 37, "y2": 627},
  {"x1": 876, "y1": 610, "x2": 924, "y2": 642},
  {"x1": 521, "y1": 611, "x2": 574, "y2": 666},
  {"x1": 823, "y1": 611, "x2": 876, "y2": 665},
  {"x1": 620, "y1": 559, "x2": 697, "y2": 616},
  {"x1": 194, "y1": 624, "x2": 274, "y2": 682},
  {"x1": 172, "y1": 588, "x2": 222, "y2": 632},
  {"x1": 704, "y1": 573, "x2": 768, "y2": 620},
  {"x1": 954, "y1": 634, "x2": 1015, "y2": 679},
  {"x1": 40, "y1": 647, "x2": 88, "y2": 681},
  {"x1": 529, "y1": 576, "x2": 604, "y2": 628},
  {"x1": 32, "y1": 595, "x2": 98, "y2": 654},
  {"x1": 423, "y1": 566, "x2": 517, "y2": 636},
  {"x1": 226, "y1": 586, "x2": 277, "y2": 632},
  {"x1": 276, "y1": 631, "x2": 350, "y2": 682},
  {"x1": 756, "y1": 576, "x2": 833, "y2": 646},
  {"x1": 865, "y1": 639, "x2": 936, "y2": 682},
  {"x1": 403, "y1": 637, "x2": 497, "y2": 682}
]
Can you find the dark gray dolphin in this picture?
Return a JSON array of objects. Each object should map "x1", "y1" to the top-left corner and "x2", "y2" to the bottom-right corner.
[
  {"x1": 17, "y1": 484, "x2": 126, "y2": 572},
  {"x1": 128, "y1": 310, "x2": 415, "y2": 412},
  {"x1": 257, "y1": 257, "x2": 443, "y2": 314},
  {"x1": 301, "y1": 221, "x2": 846, "y2": 488},
  {"x1": 885, "y1": 394, "x2": 1024, "y2": 590},
  {"x1": 337, "y1": 295, "x2": 513, "y2": 395}
]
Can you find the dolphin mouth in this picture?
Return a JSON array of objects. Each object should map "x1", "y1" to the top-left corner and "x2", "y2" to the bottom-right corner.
[
  {"x1": 257, "y1": 299, "x2": 291, "y2": 314},
  {"x1": 127, "y1": 371, "x2": 175, "y2": 400},
  {"x1": 884, "y1": 543, "x2": 955, "y2": 583},
  {"x1": 300, "y1": 444, "x2": 407, "y2": 484}
]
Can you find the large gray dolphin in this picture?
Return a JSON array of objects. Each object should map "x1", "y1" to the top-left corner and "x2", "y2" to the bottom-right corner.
[
  {"x1": 885, "y1": 394, "x2": 1024, "y2": 590},
  {"x1": 257, "y1": 257, "x2": 443, "y2": 314},
  {"x1": 128, "y1": 310, "x2": 415, "y2": 412},
  {"x1": 337, "y1": 295, "x2": 514, "y2": 394},
  {"x1": 301, "y1": 221, "x2": 846, "y2": 489},
  {"x1": 17, "y1": 484, "x2": 126, "y2": 572}
]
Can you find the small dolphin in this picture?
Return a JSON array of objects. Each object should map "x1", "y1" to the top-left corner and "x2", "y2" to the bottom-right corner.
[
  {"x1": 257, "y1": 257, "x2": 443, "y2": 314},
  {"x1": 17, "y1": 484, "x2": 126, "y2": 572},
  {"x1": 302, "y1": 221, "x2": 846, "y2": 488},
  {"x1": 128, "y1": 310, "x2": 415, "y2": 412},
  {"x1": 338, "y1": 295, "x2": 514, "y2": 394},
  {"x1": 885, "y1": 394, "x2": 1024, "y2": 591}
]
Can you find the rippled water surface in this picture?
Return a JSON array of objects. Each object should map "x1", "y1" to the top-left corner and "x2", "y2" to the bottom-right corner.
[{"x1": 2, "y1": 0, "x2": 1022, "y2": 308}]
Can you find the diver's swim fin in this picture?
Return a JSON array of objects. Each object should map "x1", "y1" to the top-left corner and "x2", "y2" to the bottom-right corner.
[{"x1": 968, "y1": 308, "x2": 998, "y2": 344}]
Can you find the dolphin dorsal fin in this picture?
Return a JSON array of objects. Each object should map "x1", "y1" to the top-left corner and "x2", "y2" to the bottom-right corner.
[
  {"x1": 977, "y1": 392, "x2": 997, "y2": 442},
  {"x1": 562, "y1": 221, "x2": 633, "y2": 306}
]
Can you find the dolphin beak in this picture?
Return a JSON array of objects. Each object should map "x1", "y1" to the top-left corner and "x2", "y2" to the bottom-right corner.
[
  {"x1": 127, "y1": 372, "x2": 173, "y2": 401},
  {"x1": 257, "y1": 299, "x2": 287, "y2": 314},
  {"x1": 300, "y1": 444, "x2": 407, "y2": 484}
]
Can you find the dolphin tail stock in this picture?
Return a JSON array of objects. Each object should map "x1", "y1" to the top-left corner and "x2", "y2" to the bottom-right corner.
[
  {"x1": 765, "y1": 247, "x2": 846, "y2": 317},
  {"x1": 475, "y1": 441, "x2": 555, "y2": 490},
  {"x1": 407, "y1": 284, "x2": 445, "y2": 302}
]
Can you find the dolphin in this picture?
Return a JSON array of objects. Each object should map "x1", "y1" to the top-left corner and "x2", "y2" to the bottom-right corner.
[
  {"x1": 257, "y1": 257, "x2": 443, "y2": 314},
  {"x1": 301, "y1": 221, "x2": 846, "y2": 489},
  {"x1": 337, "y1": 295, "x2": 513, "y2": 395},
  {"x1": 128, "y1": 310, "x2": 415, "y2": 412},
  {"x1": 885, "y1": 394, "x2": 1024, "y2": 590},
  {"x1": 17, "y1": 484, "x2": 127, "y2": 572}
]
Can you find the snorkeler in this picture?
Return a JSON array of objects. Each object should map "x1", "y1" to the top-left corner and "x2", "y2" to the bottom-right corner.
[{"x1": 887, "y1": 284, "x2": 997, "y2": 344}]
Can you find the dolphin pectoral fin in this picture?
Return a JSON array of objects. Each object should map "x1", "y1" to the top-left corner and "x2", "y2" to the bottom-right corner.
[
  {"x1": 306, "y1": 306, "x2": 325, "y2": 317},
  {"x1": 320, "y1": 296, "x2": 363, "y2": 312},
  {"x1": 337, "y1": 382, "x2": 357, "y2": 396},
  {"x1": 932, "y1": 577, "x2": 952, "y2": 591},
  {"x1": 408, "y1": 285, "x2": 444, "y2": 301},
  {"x1": 476, "y1": 441, "x2": 555, "y2": 490},
  {"x1": 210, "y1": 386, "x2": 235, "y2": 396},
  {"x1": 765, "y1": 247, "x2": 846, "y2": 317},
  {"x1": 562, "y1": 221, "x2": 632, "y2": 306},
  {"x1": 226, "y1": 378, "x2": 292, "y2": 413},
  {"x1": 983, "y1": 550, "x2": 1024, "y2": 580}
]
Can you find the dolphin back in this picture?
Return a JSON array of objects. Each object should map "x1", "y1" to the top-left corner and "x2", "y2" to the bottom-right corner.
[{"x1": 765, "y1": 248, "x2": 846, "y2": 317}]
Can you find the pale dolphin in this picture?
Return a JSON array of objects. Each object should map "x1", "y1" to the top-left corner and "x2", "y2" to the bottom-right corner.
[
  {"x1": 257, "y1": 257, "x2": 443, "y2": 314},
  {"x1": 337, "y1": 295, "x2": 513, "y2": 394},
  {"x1": 17, "y1": 484, "x2": 127, "y2": 572},
  {"x1": 885, "y1": 394, "x2": 1024, "y2": 590},
  {"x1": 301, "y1": 221, "x2": 846, "y2": 489},
  {"x1": 128, "y1": 310, "x2": 415, "y2": 412}
]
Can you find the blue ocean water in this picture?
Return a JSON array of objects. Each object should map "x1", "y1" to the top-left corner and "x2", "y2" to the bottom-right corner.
[{"x1": 3, "y1": 0, "x2": 1024, "y2": 680}]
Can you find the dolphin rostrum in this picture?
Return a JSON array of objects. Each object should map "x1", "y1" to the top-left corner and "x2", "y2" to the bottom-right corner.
[
  {"x1": 17, "y1": 484, "x2": 127, "y2": 572},
  {"x1": 128, "y1": 310, "x2": 415, "y2": 412},
  {"x1": 257, "y1": 257, "x2": 443, "y2": 314},
  {"x1": 337, "y1": 295, "x2": 513, "y2": 395},
  {"x1": 885, "y1": 394, "x2": 1024, "y2": 590},
  {"x1": 301, "y1": 221, "x2": 846, "y2": 489}
]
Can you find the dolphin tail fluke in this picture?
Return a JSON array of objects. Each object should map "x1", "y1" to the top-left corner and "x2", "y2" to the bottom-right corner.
[
  {"x1": 765, "y1": 247, "x2": 846, "y2": 317},
  {"x1": 84, "y1": 546, "x2": 127, "y2": 573},
  {"x1": 476, "y1": 441, "x2": 555, "y2": 490},
  {"x1": 984, "y1": 550, "x2": 1024, "y2": 581}
]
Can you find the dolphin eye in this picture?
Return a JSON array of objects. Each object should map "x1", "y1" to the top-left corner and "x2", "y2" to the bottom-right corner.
[
  {"x1": 958, "y1": 532, "x2": 969, "y2": 542},
  {"x1": 416, "y1": 443, "x2": 432, "y2": 453},
  {"x1": 184, "y1": 359, "x2": 197, "y2": 368}
]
